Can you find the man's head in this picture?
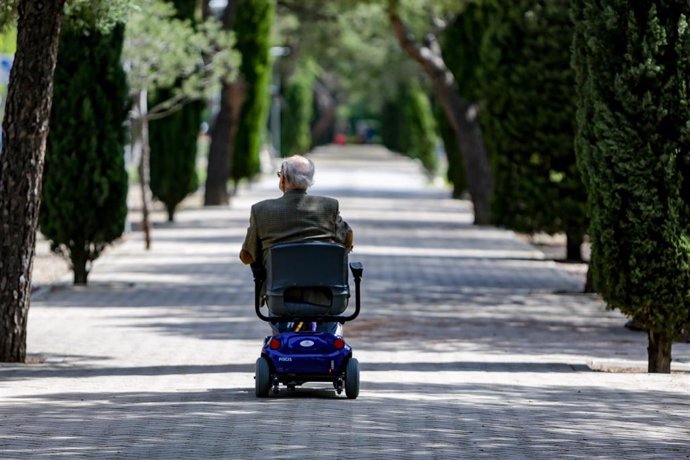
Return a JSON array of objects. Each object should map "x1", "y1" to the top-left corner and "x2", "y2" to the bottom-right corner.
[{"x1": 279, "y1": 155, "x2": 314, "y2": 192}]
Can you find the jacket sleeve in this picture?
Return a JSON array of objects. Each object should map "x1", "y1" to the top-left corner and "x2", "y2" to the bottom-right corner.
[
  {"x1": 240, "y1": 206, "x2": 261, "y2": 265},
  {"x1": 333, "y1": 201, "x2": 354, "y2": 252}
]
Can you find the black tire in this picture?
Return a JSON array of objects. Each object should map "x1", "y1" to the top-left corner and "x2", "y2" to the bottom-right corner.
[
  {"x1": 345, "y1": 357, "x2": 360, "y2": 399},
  {"x1": 255, "y1": 357, "x2": 271, "y2": 397}
]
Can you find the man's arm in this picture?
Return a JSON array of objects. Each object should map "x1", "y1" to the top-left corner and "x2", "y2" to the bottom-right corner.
[
  {"x1": 343, "y1": 225, "x2": 353, "y2": 252},
  {"x1": 334, "y1": 202, "x2": 353, "y2": 252},
  {"x1": 240, "y1": 207, "x2": 260, "y2": 265}
]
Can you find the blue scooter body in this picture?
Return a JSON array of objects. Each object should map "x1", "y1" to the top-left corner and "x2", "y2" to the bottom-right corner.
[
  {"x1": 251, "y1": 246, "x2": 363, "y2": 397},
  {"x1": 263, "y1": 331, "x2": 351, "y2": 375}
]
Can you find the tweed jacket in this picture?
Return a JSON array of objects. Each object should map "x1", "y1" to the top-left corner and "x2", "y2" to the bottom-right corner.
[{"x1": 240, "y1": 190, "x2": 352, "y2": 266}]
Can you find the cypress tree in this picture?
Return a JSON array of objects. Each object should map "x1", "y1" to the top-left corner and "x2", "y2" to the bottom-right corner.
[
  {"x1": 572, "y1": 1, "x2": 690, "y2": 372},
  {"x1": 380, "y1": 97, "x2": 405, "y2": 154},
  {"x1": 149, "y1": 0, "x2": 203, "y2": 222},
  {"x1": 480, "y1": 0, "x2": 587, "y2": 260},
  {"x1": 403, "y1": 84, "x2": 437, "y2": 175},
  {"x1": 232, "y1": 0, "x2": 274, "y2": 184},
  {"x1": 280, "y1": 62, "x2": 315, "y2": 157},
  {"x1": 381, "y1": 82, "x2": 437, "y2": 175},
  {"x1": 40, "y1": 23, "x2": 129, "y2": 285}
]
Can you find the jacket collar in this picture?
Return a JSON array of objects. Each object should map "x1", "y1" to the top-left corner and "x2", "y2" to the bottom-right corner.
[{"x1": 284, "y1": 189, "x2": 307, "y2": 195}]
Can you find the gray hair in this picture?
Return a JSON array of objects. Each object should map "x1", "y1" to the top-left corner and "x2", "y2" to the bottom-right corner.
[{"x1": 282, "y1": 155, "x2": 314, "y2": 189}]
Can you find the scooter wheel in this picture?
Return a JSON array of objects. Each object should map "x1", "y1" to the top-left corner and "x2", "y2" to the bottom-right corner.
[
  {"x1": 345, "y1": 357, "x2": 360, "y2": 399},
  {"x1": 255, "y1": 357, "x2": 271, "y2": 397}
]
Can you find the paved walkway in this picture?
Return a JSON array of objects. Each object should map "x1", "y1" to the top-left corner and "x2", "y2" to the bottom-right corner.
[{"x1": 2, "y1": 145, "x2": 690, "y2": 459}]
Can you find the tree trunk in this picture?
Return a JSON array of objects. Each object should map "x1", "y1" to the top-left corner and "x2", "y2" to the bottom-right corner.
[
  {"x1": 204, "y1": 80, "x2": 246, "y2": 205},
  {"x1": 388, "y1": 4, "x2": 493, "y2": 225},
  {"x1": 565, "y1": 230, "x2": 584, "y2": 262},
  {"x1": 584, "y1": 264, "x2": 595, "y2": 293},
  {"x1": 205, "y1": 84, "x2": 233, "y2": 205},
  {"x1": 311, "y1": 79, "x2": 336, "y2": 147},
  {"x1": 71, "y1": 246, "x2": 88, "y2": 285},
  {"x1": 0, "y1": 0, "x2": 66, "y2": 363},
  {"x1": 132, "y1": 90, "x2": 152, "y2": 250},
  {"x1": 200, "y1": 0, "x2": 211, "y2": 20},
  {"x1": 647, "y1": 330, "x2": 672, "y2": 373},
  {"x1": 204, "y1": 0, "x2": 241, "y2": 206},
  {"x1": 436, "y1": 89, "x2": 492, "y2": 224}
]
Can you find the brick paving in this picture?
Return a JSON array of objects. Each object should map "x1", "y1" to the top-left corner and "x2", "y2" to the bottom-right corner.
[{"x1": 1, "y1": 145, "x2": 690, "y2": 459}]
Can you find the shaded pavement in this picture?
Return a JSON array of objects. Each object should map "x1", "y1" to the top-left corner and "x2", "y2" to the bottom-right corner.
[{"x1": 1, "y1": 145, "x2": 689, "y2": 459}]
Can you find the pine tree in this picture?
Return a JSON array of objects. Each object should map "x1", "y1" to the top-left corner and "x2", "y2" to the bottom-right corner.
[
  {"x1": 481, "y1": 0, "x2": 587, "y2": 260},
  {"x1": 40, "y1": 23, "x2": 129, "y2": 285},
  {"x1": 232, "y1": 0, "x2": 275, "y2": 184},
  {"x1": 573, "y1": 1, "x2": 690, "y2": 372},
  {"x1": 149, "y1": 0, "x2": 203, "y2": 222}
]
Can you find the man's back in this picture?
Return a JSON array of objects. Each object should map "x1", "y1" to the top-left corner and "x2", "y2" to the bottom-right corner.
[
  {"x1": 240, "y1": 154, "x2": 353, "y2": 334},
  {"x1": 242, "y1": 190, "x2": 351, "y2": 266},
  {"x1": 240, "y1": 155, "x2": 352, "y2": 268},
  {"x1": 254, "y1": 190, "x2": 340, "y2": 249}
]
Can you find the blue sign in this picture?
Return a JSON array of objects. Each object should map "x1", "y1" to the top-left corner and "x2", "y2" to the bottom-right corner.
[{"x1": 0, "y1": 54, "x2": 13, "y2": 84}]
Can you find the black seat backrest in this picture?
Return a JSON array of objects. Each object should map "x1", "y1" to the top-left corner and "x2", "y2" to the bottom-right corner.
[{"x1": 265, "y1": 242, "x2": 350, "y2": 316}]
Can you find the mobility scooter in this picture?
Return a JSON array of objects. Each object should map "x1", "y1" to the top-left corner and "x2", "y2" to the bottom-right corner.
[{"x1": 252, "y1": 242, "x2": 363, "y2": 399}]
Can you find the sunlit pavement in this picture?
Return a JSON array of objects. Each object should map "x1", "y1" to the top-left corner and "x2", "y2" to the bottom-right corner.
[{"x1": 2, "y1": 145, "x2": 689, "y2": 459}]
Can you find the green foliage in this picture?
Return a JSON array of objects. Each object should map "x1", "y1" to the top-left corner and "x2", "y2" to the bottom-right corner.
[
  {"x1": 381, "y1": 82, "x2": 437, "y2": 175},
  {"x1": 438, "y1": 3, "x2": 487, "y2": 194},
  {"x1": 0, "y1": 27, "x2": 16, "y2": 52},
  {"x1": 380, "y1": 97, "x2": 404, "y2": 154},
  {"x1": 573, "y1": 1, "x2": 690, "y2": 338},
  {"x1": 64, "y1": 0, "x2": 136, "y2": 32},
  {"x1": 123, "y1": 0, "x2": 238, "y2": 108},
  {"x1": 40, "y1": 23, "x2": 129, "y2": 283},
  {"x1": 404, "y1": 85, "x2": 437, "y2": 174},
  {"x1": 275, "y1": 0, "x2": 418, "y2": 139},
  {"x1": 440, "y1": 0, "x2": 494, "y2": 102},
  {"x1": 434, "y1": 103, "x2": 465, "y2": 197},
  {"x1": 479, "y1": 1, "x2": 587, "y2": 245},
  {"x1": 149, "y1": 0, "x2": 203, "y2": 221},
  {"x1": 280, "y1": 60, "x2": 315, "y2": 157},
  {"x1": 0, "y1": 26, "x2": 15, "y2": 114},
  {"x1": 149, "y1": 98, "x2": 203, "y2": 220},
  {"x1": 1, "y1": 0, "x2": 137, "y2": 32},
  {"x1": 0, "y1": 0, "x2": 17, "y2": 30},
  {"x1": 232, "y1": 0, "x2": 275, "y2": 182},
  {"x1": 437, "y1": 1, "x2": 495, "y2": 197}
]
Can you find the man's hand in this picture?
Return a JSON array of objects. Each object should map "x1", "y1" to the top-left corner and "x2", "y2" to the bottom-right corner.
[{"x1": 240, "y1": 249, "x2": 255, "y2": 265}]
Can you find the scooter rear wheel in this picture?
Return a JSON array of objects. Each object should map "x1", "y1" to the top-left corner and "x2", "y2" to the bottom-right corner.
[{"x1": 345, "y1": 358, "x2": 360, "y2": 399}]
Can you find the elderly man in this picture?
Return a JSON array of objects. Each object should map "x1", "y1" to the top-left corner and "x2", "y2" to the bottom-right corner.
[{"x1": 240, "y1": 155, "x2": 353, "y2": 333}]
